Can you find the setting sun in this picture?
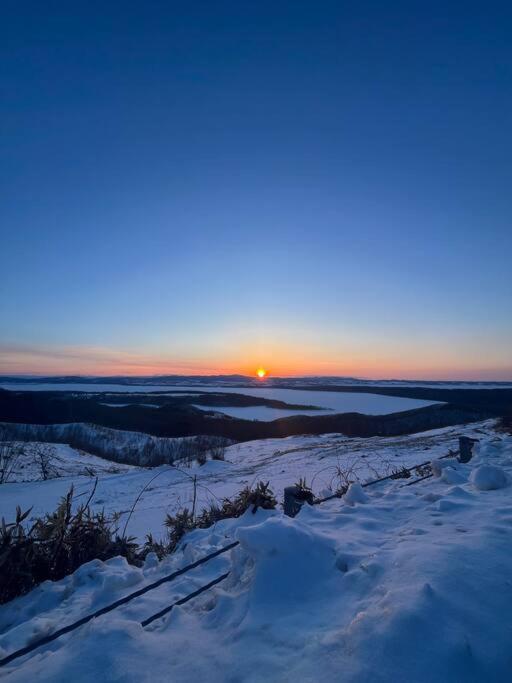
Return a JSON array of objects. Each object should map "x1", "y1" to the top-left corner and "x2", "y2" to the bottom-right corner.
[{"x1": 256, "y1": 368, "x2": 267, "y2": 379}]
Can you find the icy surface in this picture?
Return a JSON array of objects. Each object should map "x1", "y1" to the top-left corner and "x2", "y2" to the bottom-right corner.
[{"x1": 1, "y1": 422, "x2": 512, "y2": 681}]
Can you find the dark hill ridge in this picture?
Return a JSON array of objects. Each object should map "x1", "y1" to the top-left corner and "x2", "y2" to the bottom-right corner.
[{"x1": 0, "y1": 386, "x2": 500, "y2": 444}]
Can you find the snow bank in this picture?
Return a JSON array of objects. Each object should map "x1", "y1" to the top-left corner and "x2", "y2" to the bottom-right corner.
[
  {"x1": 344, "y1": 482, "x2": 369, "y2": 505},
  {"x1": 470, "y1": 464, "x2": 509, "y2": 491},
  {"x1": 431, "y1": 457, "x2": 459, "y2": 477},
  {"x1": 236, "y1": 516, "x2": 337, "y2": 609}
]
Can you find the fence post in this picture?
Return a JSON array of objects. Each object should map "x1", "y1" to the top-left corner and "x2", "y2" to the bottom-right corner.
[
  {"x1": 284, "y1": 485, "x2": 314, "y2": 517},
  {"x1": 458, "y1": 436, "x2": 477, "y2": 464}
]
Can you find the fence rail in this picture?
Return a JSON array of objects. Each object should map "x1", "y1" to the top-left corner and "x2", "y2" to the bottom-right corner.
[{"x1": 0, "y1": 541, "x2": 239, "y2": 668}]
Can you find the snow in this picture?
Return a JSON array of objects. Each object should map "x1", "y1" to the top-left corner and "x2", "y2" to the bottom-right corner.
[
  {"x1": 0, "y1": 442, "x2": 133, "y2": 483},
  {"x1": 99, "y1": 403, "x2": 162, "y2": 408},
  {"x1": 344, "y1": 482, "x2": 369, "y2": 505},
  {"x1": 470, "y1": 464, "x2": 509, "y2": 490},
  {"x1": 431, "y1": 457, "x2": 459, "y2": 478},
  {"x1": 193, "y1": 394, "x2": 439, "y2": 419},
  {"x1": 1, "y1": 421, "x2": 512, "y2": 681},
  {"x1": 192, "y1": 403, "x2": 337, "y2": 420},
  {"x1": 0, "y1": 421, "x2": 494, "y2": 543}
]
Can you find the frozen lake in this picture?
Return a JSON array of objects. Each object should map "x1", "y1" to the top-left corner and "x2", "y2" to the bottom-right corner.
[
  {"x1": 1, "y1": 382, "x2": 440, "y2": 419},
  {"x1": 191, "y1": 386, "x2": 439, "y2": 419}
]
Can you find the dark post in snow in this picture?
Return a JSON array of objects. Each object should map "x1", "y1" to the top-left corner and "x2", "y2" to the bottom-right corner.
[
  {"x1": 284, "y1": 485, "x2": 314, "y2": 517},
  {"x1": 458, "y1": 436, "x2": 478, "y2": 464}
]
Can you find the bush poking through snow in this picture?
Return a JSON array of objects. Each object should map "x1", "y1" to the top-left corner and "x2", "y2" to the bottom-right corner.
[
  {"x1": 294, "y1": 477, "x2": 314, "y2": 498},
  {"x1": 0, "y1": 441, "x2": 23, "y2": 484},
  {"x1": 164, "y1": 509, "x2": 196, "y2": 551},
  {"x1": 161, "y1": 482, "x2": 278, "y2": 553},
  {"x1": 196, "y1": 451, "x2": 207, "y2": 466},
  {"x1": 0, "y1": 485, "x2": 138, "y2": 604},
  {"x1": 1, "y1": 480, "x2": 277, "y2": 604},
  {"x1": 414, "y1": 462, "x2": 432, "y2": 477},
  {"x1": 390, "y1": 466, "x2": 411, "y2": 480}
]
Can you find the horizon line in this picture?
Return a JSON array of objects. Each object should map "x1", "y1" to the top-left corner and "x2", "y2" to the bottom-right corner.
[{"x1": 2, "y1": 373, "x2": 512, "y2": 384}]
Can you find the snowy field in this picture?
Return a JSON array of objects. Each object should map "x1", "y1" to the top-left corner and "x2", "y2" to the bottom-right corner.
[
  {"x1": 1, "y1": 422, "x2": 511, "y2": 681},
  {"x1": 0, "y1": 421, "x2": 495, "y2": 544}
]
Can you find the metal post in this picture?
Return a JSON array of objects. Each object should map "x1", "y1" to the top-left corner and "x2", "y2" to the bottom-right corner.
[
  {"x1": 284, "y1": 485, "x2": 314, "y2": 517},
  {"x1": 459, "y1": 436, "x2": 477, "y2": 463}
]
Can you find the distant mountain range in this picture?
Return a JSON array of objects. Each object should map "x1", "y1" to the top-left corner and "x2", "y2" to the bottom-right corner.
[{"x1": 1, "y1": 375, "x2": 511, "y2": 388}]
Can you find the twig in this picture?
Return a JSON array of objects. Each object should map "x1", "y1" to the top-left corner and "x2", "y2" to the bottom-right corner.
[{"x1": 121, "y1": 468, "x2": 173, "y2": 538}]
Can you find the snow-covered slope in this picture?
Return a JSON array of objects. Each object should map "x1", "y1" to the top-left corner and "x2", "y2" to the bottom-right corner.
[
  {"x1": 1, "y1": 424, "x2": 512, "y2": 681},
  {"x1": 0, "y1": 421, "x2": 494, "y2": 542},
  {"x1": 0, "y1": 422, "x2": 225, "y2": 467},
  {"x1": 0, "y1": 442, "x2": 134, "y2": 483}
]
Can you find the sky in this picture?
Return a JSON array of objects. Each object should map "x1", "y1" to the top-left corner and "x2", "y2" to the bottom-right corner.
[{"x1": 1, "y1": 1, "x2": 512, "y2": 380}]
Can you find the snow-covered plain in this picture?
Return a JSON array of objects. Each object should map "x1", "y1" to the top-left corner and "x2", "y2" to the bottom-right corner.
[{"x1": 1, "y1": 422, "x2": 511, "y2": 681}]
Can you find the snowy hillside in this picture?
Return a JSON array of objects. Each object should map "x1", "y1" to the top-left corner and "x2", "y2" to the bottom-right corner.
[
  {"x1": 0, "y1": 421, "x2": 494, "y2": 542},
  {"x1": 0, "y1": 441, "x2": 134, "y2": 483},
  {"x1": 1, "y1": 426, "x2": 511, "y2": 681},
  {"x1": 0, "y1": 422, "x2": 229, "y2": 467}
]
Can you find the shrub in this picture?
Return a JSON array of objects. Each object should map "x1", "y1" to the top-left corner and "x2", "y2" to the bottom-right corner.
[
  {"x1": 196, "y1": 451, "x2": 207, "y2": 466},
  {"x1": 0, "y1": 480, "x2": 277, "y2": 604},
  {"x1": 0, "y1": 441, "x2": 22, "y2": 484},
  {"x1": 0, "y1": 486, "x2": 138, "y2": 604},
  {"x1": 390, "y1": 466, "x2": 411, "y2": 480},
  {"x1": 164, "y1": 508, "x2": 196, "y2": 550},
  {"x1": 163, "y1": 482, "x2": 277, "y2": 551}
]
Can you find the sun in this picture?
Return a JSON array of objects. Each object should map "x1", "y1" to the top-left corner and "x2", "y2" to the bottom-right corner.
[{"x1": 256, "y1": 368, "x2": 267, "y2": 379}]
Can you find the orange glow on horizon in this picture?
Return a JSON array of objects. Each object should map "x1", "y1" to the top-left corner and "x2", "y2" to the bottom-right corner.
[{"x1": 3, "y1": 342, "x2": 511, "y2": 382}]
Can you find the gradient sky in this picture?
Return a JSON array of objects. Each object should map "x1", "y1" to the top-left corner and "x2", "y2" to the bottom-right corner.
[{"x1": 1, "y1": 1, "x2": 512, "y2": 379}]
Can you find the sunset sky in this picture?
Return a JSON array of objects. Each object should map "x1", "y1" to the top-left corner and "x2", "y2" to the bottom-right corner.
[{"x1": 1, "y1": 2, "x2": 511, "y2": 380}]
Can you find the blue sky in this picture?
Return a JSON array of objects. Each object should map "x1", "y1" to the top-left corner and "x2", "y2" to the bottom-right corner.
[{"x1": 1, "y1": 1, "x2": 511, "y2": 378}]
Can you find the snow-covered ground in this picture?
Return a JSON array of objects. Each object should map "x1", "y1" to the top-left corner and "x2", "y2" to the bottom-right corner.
[
  {"x1": 0, "y1": 422, "x2": 493, "y2": 543},
  {"x1": 1, "y1": 423, "x2": 511, "y2": 681},
  {"x1": 0, "y1": 442, "x2": 133, "y2": 484}
]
